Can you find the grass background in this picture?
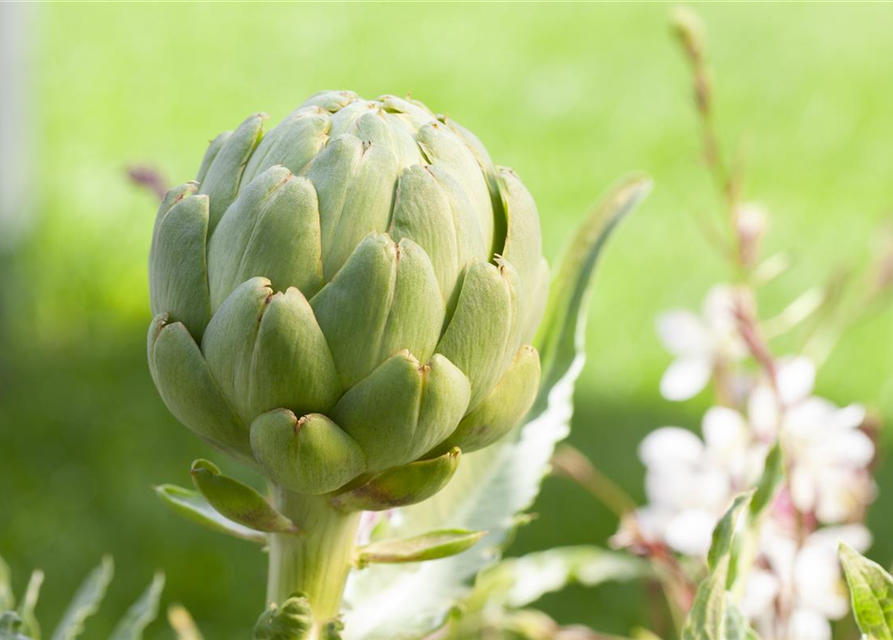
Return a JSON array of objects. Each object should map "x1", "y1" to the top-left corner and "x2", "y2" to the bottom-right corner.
[{"x1": 2, "y1": 3, "x2": 893, "y2": 638}]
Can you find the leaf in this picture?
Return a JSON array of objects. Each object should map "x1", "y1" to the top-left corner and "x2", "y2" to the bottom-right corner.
[
  {"x1": 723, "y1": 594, "x2": 761, "y2": 640},
  {"x1": 707, "y1": 492, "x2": 752, "y2": 573},
  {"x1": 839, "y1": 541, "x2": 893, "y2": 640},
  {"x1": 154, "y1": 484, "x2": 268, "y2": 544},
  {"x1": 534, "y1": 175, "x2": 653, "y2": 409},
  {"x1": 190, "y1": 459, "x2": 298, "y2": 534},
  {"x1": 50, "y1": 556, "x2": 114, "y2": 640},
  {"x1": 749, "y1": 442, "x2": 783, "y2": 519},
  {"x1": 0, "y1": 555, "x2": 13, "y2": 613},
  {"x1": 18, "y1": 571, "x2": 43, "y2": 640},
  {"x1": 167, "y1": 605, "x2": 205, "y2": 640},
  {"x1": 108, "y1": 572, "x2": 165, "y2": 640},
  {"x1": 342, "y1": 175, "x2": 650, "y2": 640},
  {"x1": 355, "y1": 530, "x2": 486, "y2": 569},
  {"x1": 681, "y1": 556, "x2": 729, "y2": 640},
  {"x1": 469, "y1": 546, "x2": 648, "y2": 611}
]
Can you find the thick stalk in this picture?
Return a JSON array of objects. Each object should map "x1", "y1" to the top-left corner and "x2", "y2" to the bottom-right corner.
[{"x1": 267, "y1": 485, "x2": 361, "y2": 632}]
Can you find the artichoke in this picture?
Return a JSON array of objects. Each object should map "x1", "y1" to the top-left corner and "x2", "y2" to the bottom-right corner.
[{"x1": 147, "y1": 91, "x2": 549, "y2": 501}]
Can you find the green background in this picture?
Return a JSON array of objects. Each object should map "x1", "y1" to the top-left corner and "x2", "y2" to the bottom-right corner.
[{"x1": 2, "y1": 3, "x2": 893, "y2": 638}]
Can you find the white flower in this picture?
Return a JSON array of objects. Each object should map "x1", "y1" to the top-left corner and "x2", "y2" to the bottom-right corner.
[
  {"x1": 657, "y1": 285, "x2": 750, "y2": 401},
  {"x1": 745, "y1": 523, "x2": 871, "y2": 640}
]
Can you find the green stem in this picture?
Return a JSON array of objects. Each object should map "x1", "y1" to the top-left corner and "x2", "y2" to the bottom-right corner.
[{"x1": 267, "y1": 486, "x2": 361, "y2": 630}]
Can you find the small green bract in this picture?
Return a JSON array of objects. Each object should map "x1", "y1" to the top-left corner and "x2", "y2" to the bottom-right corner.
[{"x1": 148, "y1": 91, "x2": 548, "y2": 497}]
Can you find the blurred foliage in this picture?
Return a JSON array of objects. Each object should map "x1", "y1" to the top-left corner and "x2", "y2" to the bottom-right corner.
[{"x1": 2, "y1": 3, "x2": 893, "y2": 639}]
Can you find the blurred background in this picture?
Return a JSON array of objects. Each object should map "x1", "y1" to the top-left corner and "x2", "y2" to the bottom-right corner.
[{"x1": 2, "y1": 3, "x2": 893, "y2": 638}]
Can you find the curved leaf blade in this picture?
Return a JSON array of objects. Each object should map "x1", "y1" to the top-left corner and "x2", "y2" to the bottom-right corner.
[
  {"x1": 50, "y1": 556, "x2": 113, "y2": 640},
  {"x1": 356, "y1": 530, "x2": 485, "y2": 569},
  {"x1": 154, "y1": 484, "x2": 267, "y2": 544},
  {"x1": 839, "y1": 542, "x2": 893, "y2": 640},
  {"x1": 108, "y1": 572, "x2": 165, "y2": 640}
]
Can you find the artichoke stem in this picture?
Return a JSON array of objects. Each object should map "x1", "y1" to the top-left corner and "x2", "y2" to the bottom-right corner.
[{"x1": 267, "y1": 486, "x2": 361, "y2": 631}]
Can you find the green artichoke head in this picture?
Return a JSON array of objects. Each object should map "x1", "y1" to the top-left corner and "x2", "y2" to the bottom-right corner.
[{"x1": 148, "y1": 91, "x2": 549, "y2": 498}]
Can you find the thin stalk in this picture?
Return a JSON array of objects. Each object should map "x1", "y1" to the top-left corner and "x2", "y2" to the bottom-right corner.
[{"x1": 267, "y1": 486, "x2": 361, "y2": 635}]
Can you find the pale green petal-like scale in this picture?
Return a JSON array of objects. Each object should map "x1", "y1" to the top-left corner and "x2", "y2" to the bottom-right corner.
[
  {"x1": 248, "y1": 288, "x2": 342, "y2": 418},
  {"x1": 328, "y1": 100, "x2": 376, "y2": 139},
  {"x1": 417, "y1": 121, "x2": 494, "y2": 251},
  {"x1": 250, "y1": 410, "x2": 366, "y2": 495},
  {"x1": 208, "y1": 166, "x2": 324, "y2": 309},
  {"x1": 390, "y1": 165, "x2": 486, "y2": 309},
  {"x1": 298, "y1": 90, "x2": 359, "y2": 113},
  {"x1": 311, "y1": 235, "x2": 443, "y2": 388},
  {"x1": 498, "y1": 167, "x2": 545, "y2": 295},
  {"x1": 199, "y1": 113, "x2": 266, "y2": 233},
  {"x1": 196, "y1": 132, "x2": 230, "y2": 185},
  {"x1": 147, "y1": 315, "x2": 250, "y2": 461},
  {"x1": 201, "y1": 277, "x2": 272, "y2": 422},
  {"x1": 435, "y1": 345, "x2": 540, "y2": 455},
  {"x1": 331, "y1": 351, "x2": 469, "y2": 472},
  {"x1": 149, "y1": 192, "x2": 212, "y2": 340},
  {"x1": 379, "y1": 95, "x2": 436, "y2": 131},
  {"x1": 352, "y1": 109, "x2": 424, "y2": 172},
  {"x1": 241, "y1": 109, "x2": 330, "y2": 184},
  {"x1": 435, "y1": 259, "x2": 520, "y2": 410}
]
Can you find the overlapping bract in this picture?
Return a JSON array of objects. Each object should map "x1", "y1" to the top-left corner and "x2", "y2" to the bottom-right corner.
[{"x1": 148, "y1": 91, "x2": 548, "y2": 498}]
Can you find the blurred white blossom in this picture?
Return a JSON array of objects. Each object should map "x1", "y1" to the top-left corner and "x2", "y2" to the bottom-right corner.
[{"x1": 656, "y1": 285, "x2": 750, "y2": 401}]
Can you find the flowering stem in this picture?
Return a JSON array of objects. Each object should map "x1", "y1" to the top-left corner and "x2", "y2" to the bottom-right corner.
[{"x1": 267, "y1": 486, "x2": 361, "y2": 633}]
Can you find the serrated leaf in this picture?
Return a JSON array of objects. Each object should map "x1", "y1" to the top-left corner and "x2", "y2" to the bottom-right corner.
[
  {"x1": 154, "y1": 484, "x2": 268, "y2": 544},
  {"x1": 342, "y1": 175, "x2": 649, "y2": 640},
  {"x1": 167, "y1": 605, "x2": 205, "y2": 640},
  {"x1": 191, "y1": 459, "x2": 298, "y2": 534},
  {"x1": 18, "y1": 571, "x2": 43, "y2": 640},
  {"x1": 707, "y1": 492, "x2": 752, "y2": 573},
  {"x1": 470, "y1": 546, "x2": 648, "y2": 611},
  {"x1": 749, "y1": 442, "x2": 783, "y2": 519},
  {"x1": 839, "y1": 541, "x2": 893, "y2": 640},
  {"x1": 534, "y1": 175, "x2": 652, "y2": 410},
  {"x1": 50, "y1": 556, "x2": 113, "y2": 640},
  {"x1": 355, "y1": 530, "x2": 485, "y2": 569},
  {"x1": 108, "y1": 572, "x2": 165, "y2": 640}
]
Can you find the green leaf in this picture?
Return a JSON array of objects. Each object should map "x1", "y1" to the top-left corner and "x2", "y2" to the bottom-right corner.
[
  {"x1": 723, "y1": 594, "x2": 761, "y2": 640},
  {"x1": 469, "y1": 546, "x2": 648, "y2": 611},
  {"x1": 0, "y1": 555, "x2": 13, "y2": 613},
  {"x1": 681, "y1": 556, "x2": 729, "y2": 640},
  {"x1": 839, "y1": 541, "x2": 893, "y2": 640},
  {"x1": 749, "y1": 442, "x2": 784, "y2": 519},
  {"x1": 190, "y1": 459, "x2": 298, "y2": 534},
  {"x1": 355, "y1": 530, "x2": 486, "y2": 569},
  {"x1": 50, "y1": 556, "x2": 113, "y2": 640},
  {"x1": 154, "y1": 484, "x2": 268, "y2": 544},
  {"x1": 342, "y1": 174, "x2": 650, "y2": 640},
  {"x1": 707, "y1": 491, "x2": 752, "y2": 573},
  {"x1": 534, "y1": 175, "x2": 652, "y2": 409},
  {"x1": 18, "y1": 571, "x2": 43, "y2": 640},
  {"x1": 108, "y1": 572, "x2": 165, "y2": 640},
  {"x1": 167, "y1": 605, "x2": 205, "y2": 640}
]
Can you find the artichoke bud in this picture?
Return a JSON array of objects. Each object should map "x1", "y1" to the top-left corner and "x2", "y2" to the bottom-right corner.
[
  {"x1": 331, "y1": 448, "x2": 461, "y2": 512},
  {"x1": 253, "y1": 593, "x2": 314, "y2": 640},
  {"x1": 148, "y1": 92, "x2": 549, "y2": 500}
]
